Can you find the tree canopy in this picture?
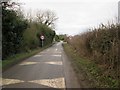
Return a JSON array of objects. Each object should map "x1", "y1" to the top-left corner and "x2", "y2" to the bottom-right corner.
[{"x1": 2, "y1": 1, "x2": 57, "y2": 60}]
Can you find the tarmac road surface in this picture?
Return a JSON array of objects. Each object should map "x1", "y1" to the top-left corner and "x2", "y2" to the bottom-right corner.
[{"x1": 2, "y1": 42, "x2": 80, "y2": 89}]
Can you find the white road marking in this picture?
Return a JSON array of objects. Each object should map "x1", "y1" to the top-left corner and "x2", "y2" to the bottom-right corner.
[
  {"x1": 2, "y1": 78, "x2": 65, "y2": 88},
  {"x1": 51, "y1": 55, "x2": 61, "y2": 57},
  {"x1": 33, "y1": 55, "x2": 42, "y2": 57},
  {"x1": 33, "y1": 54, "x2": 62, "y2": 57},
  {"x1": 44, "y1": 61, "x2": 63, "y2": 65},
  {"x1": 2, "y1": 78, "x2": 24, "y2": 86},
  {"x1": 19, "y1": 62, "x2": 38, "y2": 66},
  {"x1": 29, "y1": 77, "x2": 65, "y2": 88}
]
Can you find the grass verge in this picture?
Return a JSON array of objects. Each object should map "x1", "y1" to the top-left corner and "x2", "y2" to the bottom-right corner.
[
  {"x1": 63, "y1": 43, "x2": 119, "y2": 88},
  {"x1": 2, "y1": 44, "x2": 53, "y2": 71}
]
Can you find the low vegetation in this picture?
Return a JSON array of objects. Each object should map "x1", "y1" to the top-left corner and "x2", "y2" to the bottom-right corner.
[
  {"x1": 64, "y1": 23, "x2": 120, "y2": 88},
  {"x1": 63, "y1": 43, "x2": 119, "y2": 88}
]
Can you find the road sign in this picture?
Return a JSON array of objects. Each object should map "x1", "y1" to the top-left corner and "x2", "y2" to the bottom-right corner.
[
  {"x1": 40, "y1": 35, "x2": 44, "y2": 47},
  {"x1": 40, "y1": 35, "x2": 44, "y2": 40}
]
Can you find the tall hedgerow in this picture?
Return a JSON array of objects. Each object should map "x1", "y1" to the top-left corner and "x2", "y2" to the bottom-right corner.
[{"x1": 67, "y1": 23, "x2": 120, "y2": 81}]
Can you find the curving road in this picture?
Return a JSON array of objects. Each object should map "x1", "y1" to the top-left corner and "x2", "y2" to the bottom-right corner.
[{"x1": 2, "y1": 42, "x2": 80, "y2": 89}]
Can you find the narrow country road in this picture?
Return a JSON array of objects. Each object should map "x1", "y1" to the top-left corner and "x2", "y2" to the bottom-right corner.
[{"x1": 2, "y1": 42, "x2": 80, "y2": 89}]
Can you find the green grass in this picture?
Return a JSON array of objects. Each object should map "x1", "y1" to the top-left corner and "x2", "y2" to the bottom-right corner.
[
  {"x1": 63, "y1": 43, "x2": 119, "y2": 88},
  {"x1": 2, "y1": 44, "x2": 53, "y2": 71}
]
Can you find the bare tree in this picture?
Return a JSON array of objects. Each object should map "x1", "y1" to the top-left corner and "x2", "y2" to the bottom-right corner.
[
  {"x1": 36, "y1": 10, "x2": 44, "y2": 24},
  {"x1": 26, "y1": 9, "x2": 33, "y2": 23},
  {"x1": 36, "y1": 10, "x2": 58, "y2": 28},
  {"x1": 44, "y1": 10, "x2": 58, "y2": 26}
]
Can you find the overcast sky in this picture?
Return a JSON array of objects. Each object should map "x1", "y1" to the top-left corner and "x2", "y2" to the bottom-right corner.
[{"x1": 18, "y1": 0, "x2": 119, "y2": 35}]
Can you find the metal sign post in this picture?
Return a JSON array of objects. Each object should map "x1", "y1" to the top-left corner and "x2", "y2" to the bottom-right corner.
[
  {"x1": 40, "y1": 35, "x2": 45, "y2": 47},
  {"x1": 41, "y1": 39, "x2": 43, "y2": 47}
]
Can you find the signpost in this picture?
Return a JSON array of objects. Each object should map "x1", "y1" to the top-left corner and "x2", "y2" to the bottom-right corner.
[{"x1": 40, "y1": 35, "x2": 45, "y2": 47}]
